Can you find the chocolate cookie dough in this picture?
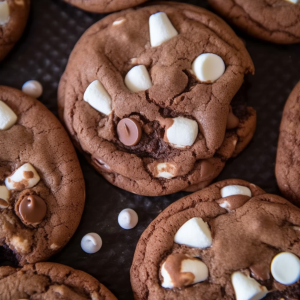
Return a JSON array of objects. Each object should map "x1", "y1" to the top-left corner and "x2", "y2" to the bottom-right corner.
[
  {"x1": 58, "y1": 2, "x2": 256, "y2": 196},
  {"x1": 0, "y1": 86, "x2": 85, "y2": 266},
  {"x1": 207, "y1": 0, "x2": 300, "y2": 44},
  {"x1": 0, "y1": 262, "x2": 117, "y2": 300},
  {"x1": 0, "y1": 0, "x2": 30, "y2": 62},
  {"x1": 131, "y1": 179, "x2": 300, "y2": 300},
  {"x1": 63, "y1": 0, "x2": 148, "y2": 13},
  {"x1": 276, "y1": 80, "x2": 300, "y2": 206}
]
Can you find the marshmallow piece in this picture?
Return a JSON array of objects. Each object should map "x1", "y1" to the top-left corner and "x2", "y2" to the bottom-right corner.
[
  {"x1": 156, "y1": 163, "x2": 176, "y2": 179},
  {"x1": 161, "y1": 255, "x2": 208, "y2": 288},
  {"x1": 0, "y1": 101, "x2": 17, "y2": 130},
  {"x1": 232, "y1": 271, "x2": 268, "y2": 300},
  {"x1": 83, "y1": 80, "x2": 112, "y2": 115},
  {"x1": 149, "y1": 12, "x2": 178, "y2": 47},
  {"x1": 166, "y1": 117, "x2": 198, "y2": 148},
  {"x1": 125, "y1": 65, "x2": 153, "y2": 93},
  {"x1": 0, "y1": 185, "x2": 10, "y2": 208},
  {"x1": 285, "y1": 0, "x2": 299, "y2": 3},
  {"x1": 5, "y1": 163, "x2": 40, "y2": 190},
  {"x1": 192, "y1": 53, "x2": 225, "y2": 83},
  {"x1": 174, "y1": 217, "x2": 212, "y2": 249},
  {"x1": 22, "y1": 80, "x2": 43, "y2": 98},
  {"x1": 271, "y1": 252, "x2": 300, "y2": 285},
  {"x1": 0, "y1": 1, "x2": 10, "y2": 25},
  {"x1": 81, "y1": 233, "x2": 102, "y2": 254},
  {"x1": 118, "y1": 208, "x2": 138, "y2": 230},
  {"x1": 221, "y1": 185, "x2": 252, "y2": 198}
]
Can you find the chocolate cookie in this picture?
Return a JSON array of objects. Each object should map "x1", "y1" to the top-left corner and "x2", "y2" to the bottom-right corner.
[
  {"x1": 0, "y1": 0, "x2": 30, "y2": 62},
  {"x1": 58, "y1": 2, "x2": 256, "y2": 196},
  {"x1": 276, "y1": 80, "x2": 300, "y2": 206},
  {"x1": 131, "y1": 179, "x2": 300, "y2": 300},
  {"x1": 63, "y1": 0, "x2": 148, "y2": 13},
  {"x1": 207, "y1": 0, "x2": 300, "y2": 44},
  {"x1": 0, "y1": 262, "x2": 117, "y2": 299},
  {"x1": 0, "y1": 86, "x2": 85, "y2": 266}
]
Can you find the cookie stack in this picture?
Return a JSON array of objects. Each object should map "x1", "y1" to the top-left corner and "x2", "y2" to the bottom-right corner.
[{"x1": 0, "y1": 0, "x2": 300, "y2": 299}]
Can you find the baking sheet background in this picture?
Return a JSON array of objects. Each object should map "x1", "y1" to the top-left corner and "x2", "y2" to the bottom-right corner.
[{"x1": 0, "y1": 0, "x2": 300, "y2": 299}]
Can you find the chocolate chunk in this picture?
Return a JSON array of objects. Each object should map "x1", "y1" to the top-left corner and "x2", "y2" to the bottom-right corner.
[
  {"x1": 226, "y1": 106, "x2": 239, "y2": 129},
  {"x1": 250, "y1": 264, "x2": 270, "y2": 281},
  {"x1": 117, "y1": 118, "x2": 142, "y2": 147},
  {"x1": 19, "y1": 195, "x2": 47, "y2": 225}
]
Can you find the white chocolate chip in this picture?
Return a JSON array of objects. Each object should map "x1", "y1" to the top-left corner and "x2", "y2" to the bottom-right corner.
[
  {"x1": 149, "y1": 12, "x2": 178, "y2": 47},
  {"x1": 174, "y1": 217, "x2": 212, "y2": 249},
  {"x1": 49, "y1": 243, "x2": 60, "y2": 250},
  {"x1": 22, "y1": 80, "x2": 43, "y2": 98},
  {"x1": 161, "y1": 262, "x2": 173, "y2": 288},
  {"x1": 81, "y1": 233, "x2": 102, "y2": 254},
  {"x1": 0, "y1": 185, "x2": 10, "y2": 208},
  {"x1": 5, "y1": 163, "x2": 40, "y2": 190},
  {"x1": 0, "y1": 101, "x2": 17, "y2": 130},
  {"x1": 271, "y1": 252, "x2": 300, "y2": 285},
  {"x1": 113, "y1": 18, "x2": 125, "y2": 25},
  {"x1": 95, "y1": 158, "x2": 110, "y2": 170},
  {"x1": 231, "y1": 271, "x2": 268, "y2": 300},
  {"x1": 118, "y1": 208, "x2": 138, "y2": 230},
  {"x1": 125, "y1": 65, "x2": 152, "y2": 93},
  {"x1": 166, "y1": 117, "x2": 198, "y2": 148},
  {"x1": 285, "y1": 0, "x2": 299, "y2": 3},
  {"x1": 181, "y1": 258, "x2": 208, "y2": 284},
  {"x1": 219, "y1": 201, "x2": 231, "y2": 211},
  {"x1": 161, "y1": 256, "x2": 208, "y2": 288},
  {"x1": 220, "y1": 185, "x2": 252, "y2": 198},
  {"x1": 155, "y1": 163, "x2": 176, "y2": 179},
  {"x1": 10, "y1": 236, "x2": 30, "y2": 253},
  {"x1": 84, "y1": 80, "x2": 112, "y2": 115},
  {"x1": 192, "y1": 53, "x2": 225, "y2": 83},
  {"x1": 0, "y1": 1, "x2": 10, "y2": 25}
]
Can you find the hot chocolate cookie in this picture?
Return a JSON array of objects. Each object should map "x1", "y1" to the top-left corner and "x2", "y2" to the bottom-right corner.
[
  {"x1": 58, "y1": 2, "x2": 256, "y2": 196},
  {"x1": 207, "y1": 0, "x2": 300, "y2": 44},
  {"x1": 0, "y1": 86, "x2": 85, "y2": 266},
  {"x1": 63, "y1": 0, "x2": 148, "y2": 13},
  {"x1": 0, "y1": 262, "x2": 117, "y2": 299},
  {"x1": 276, "y1": 80, "x2": 300, "y2": 206},
  {"x1": 0, "y1": 0, "x2": 30, "y2": 61},
  {"x1": 131, "y1": 179, "x2": 300, "y2": 300}
]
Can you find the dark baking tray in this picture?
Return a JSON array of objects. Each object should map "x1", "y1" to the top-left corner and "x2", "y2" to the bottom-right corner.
[{"x1": 0, "y1": 0, "x2": 300, "y2": 299}]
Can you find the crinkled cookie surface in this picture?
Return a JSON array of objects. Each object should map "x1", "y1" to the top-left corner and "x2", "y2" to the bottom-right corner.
[
  {"x1": 58, "y1": 2, "x2": 256, "y2": 196},
  {"x1": 0, "y1": 262, "x2": 117, "y2": 300},
  {"x1": 0, "y1": 86, "x2": 85, "y2": 266},
  {"x1": 131, "y1": 179, "x2": 300, "y2": 300},
  {"x1": 207, "y1": 0, "x2": 300, "y2": 44}
]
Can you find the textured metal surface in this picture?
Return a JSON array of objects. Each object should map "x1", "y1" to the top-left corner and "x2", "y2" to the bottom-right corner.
[{"x1": 0, "y1": 0, "x2": 299, "y2": 299}]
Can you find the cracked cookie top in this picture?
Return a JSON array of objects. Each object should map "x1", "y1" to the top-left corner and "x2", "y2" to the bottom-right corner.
[
  {"x1": 276, "y1": 80, "x2": 300, "y2": 206},
  {"x1": 63, "y1": 0, "x2": 148, "y2": 13},
  {"x1": 58, "y1": 2, "x2": 255, "y2": 196},
  {"x1": 0, "y1": 262, "x2": 117, "y2": 300},
  {"x1": 0, "y1": 86, "x2": 85, "y2": 266},
  {"x1": 0, "y1": 0, "x2": 30, "y2": 62},
  {"x1": 207, "y1": 0, "x2": 300, "y2": 44},
  {"x1": 131, "y1": 179, "x2": 300, "y2": 300}
]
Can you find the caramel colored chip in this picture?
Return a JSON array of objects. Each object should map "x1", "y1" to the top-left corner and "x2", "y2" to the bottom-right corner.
[
  {"x1": 19, "y1": 195, "x2": 47, "y2": 225},
  {"x1": 117, "y1": 118, "x2": 142, "y2": 146}
]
